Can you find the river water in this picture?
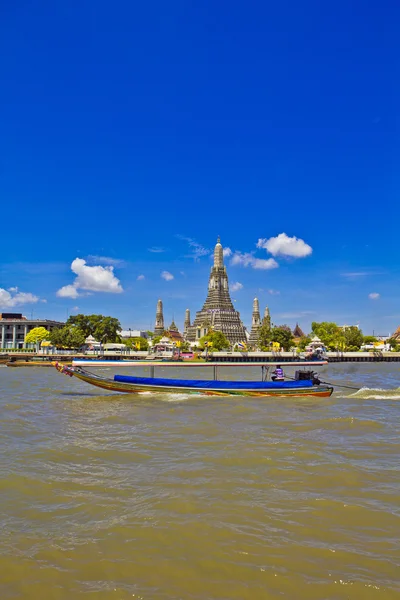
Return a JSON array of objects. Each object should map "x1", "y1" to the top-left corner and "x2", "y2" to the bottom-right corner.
[{"x1": 0, "y1": 363, "x2": 399, "y2": 600}]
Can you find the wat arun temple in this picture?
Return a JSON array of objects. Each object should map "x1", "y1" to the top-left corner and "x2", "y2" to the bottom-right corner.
[
  {"x1": 186, "y1": 237, "x2": 248, "y2": 345},
  {"x1": 155, "y1": 237, "x2": 268, "y2": 347}
]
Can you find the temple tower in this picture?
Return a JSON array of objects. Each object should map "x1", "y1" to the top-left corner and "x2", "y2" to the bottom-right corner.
[
  {"x1": 169, "y1": 318, "x2": 178, "y2": 332},
  {"x1": 187, "y1": 237, "x2": 247, "y2": 346},
  {"x1": 249, "y1": 297, "x2": 261, "y2": 348},
  {"x1": 262, "y1": 306, "x2": 271, "y2": 331},
  {"x1": 184, "y1": 309, "x2": 191, "y2": 337},
  {"x1": 154, "y1": 299, "x2": 164, "y2": 335}
]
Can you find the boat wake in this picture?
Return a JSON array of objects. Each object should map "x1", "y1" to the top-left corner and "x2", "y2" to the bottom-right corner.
[{"x1": 349, "y1": 387, "x2": 400, "y2": 400}]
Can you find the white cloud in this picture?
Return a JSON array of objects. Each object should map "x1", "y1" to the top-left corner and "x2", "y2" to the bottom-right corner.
[
  {"x1": 56, "y1": 284, "x2": 80, "y2": 299},
  {"x1": 223, "y1": 247, "x2": 232, "y2": 258},
  {"x1": 177, "y1": 235, "x2": 210, "y2": 261},
  {"x1": 56, "y1": 258, "x2": 123, "y2": 298},
  {"x1": 257, "y1": 233, "x2": 312, "y2": 258},
  {"x1": 341, "y1": 272, "x2": 369, "y2": 279},
  {"x1": 231, "y1": 252, "x2": 279, "y2": 270},
  {"x1": 231, "y1": 282, "x2": 243, "y2": 292},
  {"x1": 267, "y1": 289, "x2": 280, "y2": 295},
  {"x1": 0, "y1": 288, "x2": 40, "y2": 308},
  {"x1": 86, "y1": 255, "x2": 125, "y2": 266},
  {"x1": 161, "y1": 271, "x2": 174, "y2": 281},
  {"x1": 137, "y1": 275, "x2": 145, "y2": 281},
  {"x1": 148, "y1": 247, "x2": 166, "y2": 253},
  {"x1": 368, "y1": 293, "x2": 380, "y2": 300}
]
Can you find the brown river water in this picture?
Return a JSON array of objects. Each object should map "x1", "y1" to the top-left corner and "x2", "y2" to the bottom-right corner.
[{"x1": 0, "y1": 363, "x2": 399, "y2": 600}]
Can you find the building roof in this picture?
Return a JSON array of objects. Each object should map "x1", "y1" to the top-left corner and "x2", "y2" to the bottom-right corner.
[
  {"x1": 165, "y1": 330, "x2": 184, "y2": 341},
  {"x1": 293, "y1": 323, "x2": 305, "y2": 338}
]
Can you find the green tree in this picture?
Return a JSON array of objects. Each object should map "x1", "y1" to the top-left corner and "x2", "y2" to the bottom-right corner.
[
  {"x1": 50, "y1": 326, "x2": 86, "y2": 349},
  {"x1": 343, "y1": 326, "x2": 363, "y2": 350},
  {"x1": 94, "y1": 317, "x2": 122, "y2": 343},
  {"x1": 124, "y1": 337, "x2": 149, "y2": 351},
  {"x1": 270, "y1": 325, "x2": 294, "y2": 351},
  {"x1": 25, "y1": 327, "x2": 50, "y2": 348},
  {"x1": 387, "y1": 337, "x2": 400, "y2": 351},
  {"x1": 66, "y1": 314, "x2": 121, "y2": 343},
  {"x1": 152, "y1": 335, "x2": 163, "y2": 345},
  {"x1": 258, "y1": 313, "x2": 272, "y2": 349},
  {"x1": 199, "y1": 330, "x2": 230, "y2": 351},
  {"x1": 363, "y1": 335, "x2": 378, "y2": 344},
  {"x1": 311, "y1": 322, "x2": 345, "y2": 351}
]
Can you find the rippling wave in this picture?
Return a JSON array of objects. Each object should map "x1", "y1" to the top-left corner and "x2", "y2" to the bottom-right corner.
[{"x1": 0, "y1": 363, "x2": 399, "y2": 599}]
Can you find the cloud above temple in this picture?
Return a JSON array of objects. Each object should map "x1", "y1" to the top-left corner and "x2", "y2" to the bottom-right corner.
[
  {"x1": 148, "y1": 247, "x2": 166, "y2": 253},
  {"x1": 0, "y1": 287, "x2": 41, "y2": 308},
  {"x1": 231, "y1": 282, "x2": 243, "y2": 292},
  {"x1": 56, "y1": 258, "x2": 123, "y2": 298},
  {"x1": 137, "y1": 275, "x2": 145, "y2": 281},
  {"x1": 230, "y1": 252, "x2": 279, "y2": 270},
  {"x1": 161, "y1": 271, "x2": 174, "y2": 281},
  {"x1": 86, "y1": 255, "x2": 126, "y2": 266},
  {"x1": 257, "y1": 233, "x2": 312, "y2": 258},
  {"x1": 223, "y1": 247, "x2": 232, "y2": 258},
  {"x1": 176, "y1": 235, "x2": 211, "y2": 261},
  {"x1": 368, "y1": 292, "x2": 380, "y2": 300}
]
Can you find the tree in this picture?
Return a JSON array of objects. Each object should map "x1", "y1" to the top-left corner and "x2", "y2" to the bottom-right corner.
[
  {"x1": 50, "y1": 326, "x2": 86, "y2": 349},
  {"x1": 67, "y1": 314, "x2": 122, "y2": 343},
  {"x1": 124, "y1": 337, "x2": 149, "y2": 351},
  {"x1": 363, "y1": 335, "x2": 378, "y2": 344},
  {"x1": 25, "y1": 327, "x2": 50, "y2": 348},
  {"x1": 94, "y1": 317, "x2": 122, "y2": 343},
  {"x1": 270, "y1": 325, "x2": 294, "y2": 351},
  {"x1": 343, "y1": 326, "x2": 363, "y2": 350},
  {"x1": 311, "y1": 322, "x2": 344, "y2": 351},
  {"x1": 387, "y1": 337, "x2": 400, "y2": 351},
  {"x1": 199, "y1": 330, "x2": 230, "y2": 351},
  {"x1": 258, "y1": 314, "x2": 272, "y2": 350}
]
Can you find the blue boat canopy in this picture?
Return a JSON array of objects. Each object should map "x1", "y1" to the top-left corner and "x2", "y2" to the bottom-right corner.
[{"x1": 113, "y1": 375, "x2": 314, "y2": 389}]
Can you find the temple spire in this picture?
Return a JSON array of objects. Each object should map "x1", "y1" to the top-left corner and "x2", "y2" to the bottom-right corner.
[
  {"x1": 249, "y1": 297, "x2": 261, "y2": 348},
  {"x1": 184, "y1": 308, "x2": 191, "y2": 337},
  {"x1": 154, "y1": 299, "x2": 164, "y2": 335},
  {"x1": 214, "y1": 236, "x2": 223, "y2": 269}
]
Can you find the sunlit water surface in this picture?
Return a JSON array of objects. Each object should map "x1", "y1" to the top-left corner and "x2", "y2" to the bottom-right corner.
[{"x1": 0, "y1": 363, "x2": 399, "y2": 599}]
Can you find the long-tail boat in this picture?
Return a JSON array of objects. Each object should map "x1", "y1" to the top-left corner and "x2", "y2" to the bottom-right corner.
[{"x1": 53, "y1": 362, "x2": 333, "y2": 397}]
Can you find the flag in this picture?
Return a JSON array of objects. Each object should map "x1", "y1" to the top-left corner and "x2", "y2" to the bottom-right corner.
[
  {"x1": 237, "y1": 341, "x2": 246, "y2": 349},
  {"x1": 176, "y1": 341, "x2": 181, "y2": 347},
  {"x1": 208, "y1": 341, "x2": 213, "y2": 347},
  {"x1": 135, "y1": 341, "x2": 141, "y2": 350}
]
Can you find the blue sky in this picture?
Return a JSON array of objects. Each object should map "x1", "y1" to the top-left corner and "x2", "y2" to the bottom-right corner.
[{"x1": 0, "y1": 0, "x2": 398, "y2": 336}]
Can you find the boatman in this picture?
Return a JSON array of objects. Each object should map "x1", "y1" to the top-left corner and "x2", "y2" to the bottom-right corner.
[{"x1": 271, "y1": 365, "x2": 285, "y2": 381}]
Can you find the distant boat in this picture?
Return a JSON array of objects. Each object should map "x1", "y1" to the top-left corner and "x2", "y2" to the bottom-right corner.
[{"x1": 53, "y1": 362, "x2": 333, "y2": 398}]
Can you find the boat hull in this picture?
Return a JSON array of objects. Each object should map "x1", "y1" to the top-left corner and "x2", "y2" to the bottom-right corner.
[{"x1": 54, "y1": 363, "x2": 333, "y2": 397}]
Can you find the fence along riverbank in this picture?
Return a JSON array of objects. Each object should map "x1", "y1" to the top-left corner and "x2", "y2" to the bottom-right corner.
[{"x1": 2, "y1": 350, "x2": 400, "y2": 365}]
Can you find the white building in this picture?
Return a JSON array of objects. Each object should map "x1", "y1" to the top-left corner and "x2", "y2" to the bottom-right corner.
[
  {"x1": 0, "y1": 313, "x2": 64, "y2": 349},
  {"x1": 120, "y1": 330, "x2": 148, "y2": 339}
]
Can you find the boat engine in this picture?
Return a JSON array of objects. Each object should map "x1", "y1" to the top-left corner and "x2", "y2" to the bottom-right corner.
[{"x1": 295, "y1": 370, "x2": 321, "y2": 385}]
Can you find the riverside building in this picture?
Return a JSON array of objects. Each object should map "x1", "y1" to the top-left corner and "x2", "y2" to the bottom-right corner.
[{"x1": 0, "y1": 313, "x2": 64, "y2": 349}]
